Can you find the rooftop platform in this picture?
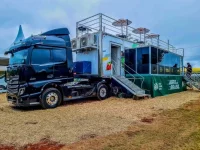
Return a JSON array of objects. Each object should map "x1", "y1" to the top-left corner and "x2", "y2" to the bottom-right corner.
[{"x1": 75, "y1": 13, "x2": 184, "y2": 56}]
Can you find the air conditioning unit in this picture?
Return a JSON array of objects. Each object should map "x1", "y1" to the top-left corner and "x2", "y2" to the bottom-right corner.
[
  {"x1": 89, "y1": 33, "x2": 98, "y2": 46},
  {"x1": 71, "y1": 38, "x2": 80, "y2": 49},
  {"x1": 80, "y1": 33, "x2": 98, "y2": 48},
  {"x1": 80, "y1": 36, "x2": 88, "y2": 48}
]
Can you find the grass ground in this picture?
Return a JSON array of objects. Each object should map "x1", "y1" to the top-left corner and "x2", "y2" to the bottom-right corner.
[
  {"x1": 62, "y1": 100, "x2": 200, "y2": 150},
  {"x1": 0, "y1": 90, "x2": 200, "y2": 149}
]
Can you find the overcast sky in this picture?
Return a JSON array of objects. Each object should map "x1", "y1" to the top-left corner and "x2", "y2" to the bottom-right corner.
[{"x1": 0, "y1": 0, "x2": 200, "y2": 66}]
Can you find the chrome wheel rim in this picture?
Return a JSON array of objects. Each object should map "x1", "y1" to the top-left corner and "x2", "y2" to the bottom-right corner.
[
  {"x1": 46, "y1": 92, "x2": 58, "y2": 106},
  {"x1": 100, "y1": 88, "x2": 106, "y2": 98}
]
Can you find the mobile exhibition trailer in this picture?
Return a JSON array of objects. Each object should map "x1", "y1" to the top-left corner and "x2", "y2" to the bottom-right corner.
[{"x1": 72, "y1": 13, "x2": 185, "y2": 97}]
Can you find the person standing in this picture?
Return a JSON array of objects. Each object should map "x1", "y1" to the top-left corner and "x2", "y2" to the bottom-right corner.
[{"x1": 186, "y1": 62, "x2": 192, "y2": 78}]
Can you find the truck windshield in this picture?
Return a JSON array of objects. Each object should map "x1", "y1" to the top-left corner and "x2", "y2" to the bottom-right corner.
[{"x1": 9, "y1": 49, "x2": 28, "y2": 65}]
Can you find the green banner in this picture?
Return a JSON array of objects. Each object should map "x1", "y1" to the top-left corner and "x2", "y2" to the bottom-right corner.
[
  {"x1": 127, "y1": 75, "x2": 184, "y2": 97},
  {"x1": 152, "y1": 76, "x2": 183, "y2": 97}
]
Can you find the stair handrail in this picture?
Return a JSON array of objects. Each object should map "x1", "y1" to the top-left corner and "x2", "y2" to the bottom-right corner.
[
  {"x1": 184, "y1": 75, "x2": 199, "y2": 89},
  {"x1": 111, "y1": 58, "x2": 122, "y2": 75},
  {"x1": 111, "y1": 58, "x2": 144, "y2": 88},
  {"x1": 112, "y1": 59, "x2": 136, "y2": 83},
  {"x1": 183, "y1": 67, "x2": 200, "y2": 81},
  {"x1": 117, "y1": 58, "x2": 144, "y2": 88},
  {"x1": 111, "y1": 61, "x2": 117, "y2": 75},
  {"x1": 183, "y1": 67, "x2": 200, "y2": 89},
  {"x1": 124, "y1": 69, "x2": 136, "y2": 83}
]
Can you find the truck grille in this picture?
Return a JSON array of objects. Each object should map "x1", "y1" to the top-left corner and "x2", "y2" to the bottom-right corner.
[
  {"x1": 7, "y1": 85, "x2": 18, "y2": 94},
  {"x1": 7, "y1": 75, "x2": 19, "y2": 94}
]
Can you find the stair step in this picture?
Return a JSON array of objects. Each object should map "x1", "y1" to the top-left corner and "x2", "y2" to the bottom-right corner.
[
  {"x1": 184, "y1": 75, "x2": 200, "y2": 90},
  {"x1": 112, "y1": 76, "x2": 146, "y2": 96}
]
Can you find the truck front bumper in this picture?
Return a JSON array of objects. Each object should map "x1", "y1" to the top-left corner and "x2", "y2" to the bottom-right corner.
[{"x1": 7, "y1": 92, "x2": 41, "y2": 107}]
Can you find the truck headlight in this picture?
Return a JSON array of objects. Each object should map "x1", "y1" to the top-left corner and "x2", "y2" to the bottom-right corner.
[{"x1": 18, "y1": 88, "x2": 25, "y2": 96}]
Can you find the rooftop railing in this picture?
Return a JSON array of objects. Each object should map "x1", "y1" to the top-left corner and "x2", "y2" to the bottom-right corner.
[{"x1": 76, "y1": 13, "x2": 184, "y2": 56}]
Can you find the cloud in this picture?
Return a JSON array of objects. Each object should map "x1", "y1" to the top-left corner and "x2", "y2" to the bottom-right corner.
[
  {"x1": 0, "y1": 0, "x2": 101, "y2": 51},
  {"x1": 0, "y1": 0, "x2": 200, "y2": 67},
  {"x1": 0, "y1": 26, "x2": 18, "y2": 49}
]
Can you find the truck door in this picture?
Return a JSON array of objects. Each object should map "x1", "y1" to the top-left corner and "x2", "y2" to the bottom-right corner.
[
  {"x1": 30, "y1": 48, "x2": 53, "y2": 81},
  {"x1": 51, "y1": 48, "x2": 69, "y2": 78}
]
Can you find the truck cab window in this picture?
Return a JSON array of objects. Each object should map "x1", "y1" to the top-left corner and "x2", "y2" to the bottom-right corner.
[
  {"x1": 31, "y1": 49, "x2": 51, "y2": 64},
  {"x1": 9, "y1": 49, "x2": 28, "y2": 65},
  {"x1": 52, "y1": 49, "x2": 66, "y2": 62}
]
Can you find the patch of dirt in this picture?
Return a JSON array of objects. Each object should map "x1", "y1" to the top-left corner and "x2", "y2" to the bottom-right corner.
[
  {"x1": 80, "y1": 133, "x2": 98, "y2": 140},
  {"x1": 0, "y1": 139, "x2": 64, "y2": 150},
  {"x1": 0, "y1": 145, "x2": 15, "y2": 150},
  {"x1": 22, "y1": 138, "x2": 64, "y2": 150},
  {"x1": 24, "y1": 121, "x2": 38, "y2": 125},
  {"x1": 141, "y1": 117, "x2": 154, "y2": 123},
  {"x1": 183, "y1": 100, "x2": 200, "y2": 111},
  {"x1": 125, "y1": 130, "x2": 142, "y2": 137}
]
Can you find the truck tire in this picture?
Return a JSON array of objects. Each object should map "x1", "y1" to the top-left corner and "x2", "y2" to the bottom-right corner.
[
  {"x1": 97, "y1": 84, "x2": 109, "y2": 100},
  {"x1": 41, "y1": 88, "x2": 62, "y2": 109}
]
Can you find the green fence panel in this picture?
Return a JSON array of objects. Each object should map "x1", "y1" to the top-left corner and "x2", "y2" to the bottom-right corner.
[
  {"x1": 152, "y1": 76, "x2": 183, "y2": 97},
  {"x1": 127, "y1": 74, "x2": 184, "y2": 97}
]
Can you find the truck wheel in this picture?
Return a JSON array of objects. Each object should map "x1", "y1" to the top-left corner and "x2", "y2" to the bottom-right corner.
[
  {"x1": 97, "y1": 84, "x2": 109, "y2": 100},
  {"x1": 41, "y1": 88, "x2": 62, "y2": 109}
]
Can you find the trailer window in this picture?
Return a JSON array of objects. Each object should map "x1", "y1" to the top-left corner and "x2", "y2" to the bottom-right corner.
[
  {"x1": 137, "y1": 47, "x2": 149, "y2": 74},
  {"x1": 52, "y1": 49, "x2": 66, "y2": 62},
  {"x1": 31, "y1": 49, "x2": 51, "y2": 64}
]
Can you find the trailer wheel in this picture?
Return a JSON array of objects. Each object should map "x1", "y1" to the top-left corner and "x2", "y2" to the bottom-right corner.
[
  {"x1": 41, "y1": 88, "x2": 62, "y2": 109},
  {"x1": 112, "y1": 86, "x2": 119, "y2": 96},
  {"x1": 97, "y1": 84, "x2": 109, "y2": 100},
  {"x1": 118, "y1": 92, "x2": 126, "y2": 98}
]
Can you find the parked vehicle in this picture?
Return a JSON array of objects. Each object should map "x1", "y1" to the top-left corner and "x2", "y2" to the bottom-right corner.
[{"x1": 5, "y1": 28, "x2": 112, "y2": 109}]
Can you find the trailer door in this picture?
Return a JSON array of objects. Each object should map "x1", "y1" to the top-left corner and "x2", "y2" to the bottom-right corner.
[{"x1": 111, "y1": 44, "x2": 121, "y2": 76}]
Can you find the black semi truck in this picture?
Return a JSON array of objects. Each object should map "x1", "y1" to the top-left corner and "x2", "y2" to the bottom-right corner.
[{"x1": 5, "y1": 28, "x2": 113, "y2": 109}]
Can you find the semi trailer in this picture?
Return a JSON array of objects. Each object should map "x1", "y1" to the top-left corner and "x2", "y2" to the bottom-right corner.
[{"x1": 5, "y1": 28, "x2": 113, "y2": 109}]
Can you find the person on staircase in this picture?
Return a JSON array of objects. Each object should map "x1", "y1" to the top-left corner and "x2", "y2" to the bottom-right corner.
[{"x1": 186, "y1": 62, "x2": 192, "y2": 78}]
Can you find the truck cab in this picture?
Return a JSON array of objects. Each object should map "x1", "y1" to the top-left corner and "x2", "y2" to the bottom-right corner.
[{"x1": 5, "y1": 28, "x2": 111, "y2": 109}]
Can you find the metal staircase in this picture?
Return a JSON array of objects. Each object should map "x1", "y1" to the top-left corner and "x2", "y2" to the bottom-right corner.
[
  {"x1": 183, "y1": 69, "x2": 200, "y2": 90},
  {"x1": 111, "y1": 59, "x2": 149, "y2": 98},
  {"x1": 112, "y1": 75, "x2": 146, "y2": 96}
]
